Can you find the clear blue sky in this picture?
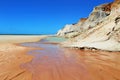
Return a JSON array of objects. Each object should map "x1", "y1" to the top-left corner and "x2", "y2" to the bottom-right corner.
[{"x1": 0, "y1": 0, "x2": 113, "y2": 34}]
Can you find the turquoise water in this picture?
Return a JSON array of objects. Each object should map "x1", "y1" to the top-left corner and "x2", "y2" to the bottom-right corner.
[{"x1": 44, "y1": 36, "x2": 67, "y2": 43}]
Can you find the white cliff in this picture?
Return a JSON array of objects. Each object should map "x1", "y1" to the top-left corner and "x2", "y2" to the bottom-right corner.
[
  {"x1": 57, "y1": 3, "x2": 111, "y2": 38},
  {"x1": 58, "y1": 0, "x2": 120, "y2": 51}
]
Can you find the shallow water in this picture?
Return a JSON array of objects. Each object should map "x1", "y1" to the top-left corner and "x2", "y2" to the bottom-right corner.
[
  {"x1": 45, "y1": 36, "x2": 67, "y2": 42},
  {"x1": 21, "y1": 37, "x2": 120, "y2": 80}
]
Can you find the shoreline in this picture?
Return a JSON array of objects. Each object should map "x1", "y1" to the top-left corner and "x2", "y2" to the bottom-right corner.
[{"x1": 0, "y1": 35, "x2": 49, "y2": 44}]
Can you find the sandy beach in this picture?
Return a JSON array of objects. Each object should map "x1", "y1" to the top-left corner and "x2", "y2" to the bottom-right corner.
[
  {"x1": 0, "y1": 35, "x2": 47, "y2": 43},
  {"x1": 0, "y1": 44, "x2": 33, "y2": 80},
  {"x1": 1, "y1": 0, "x2": 120, "y2": 80},
  {"x1": 0, "y1": 35, "x2": 47, "y2": 80},
  {"x1": 22, "y1": 38, "x2": 120, "y2": 80},
  {"x1": 0, "y1": 35, "x2": 120, "y2": 80}
]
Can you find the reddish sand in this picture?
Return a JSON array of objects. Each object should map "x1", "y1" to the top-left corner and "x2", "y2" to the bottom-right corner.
[
  {"x1": 21, "y1": 41, "x2": 120, "y2": 80},
  {"x1": 0, "y1": 44, "x2": 33, "y2": 80},
  {"x1": 0, "y1": 35, "x2": 46, "y2": 80},
  {"x1": 0, "y1": 40, "x2": 120, "y2": 80}
]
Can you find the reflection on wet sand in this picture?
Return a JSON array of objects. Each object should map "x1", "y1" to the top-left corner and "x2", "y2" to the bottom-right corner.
[{"x1": 22, "y1": 40, "x2": 120, "y2": 80}]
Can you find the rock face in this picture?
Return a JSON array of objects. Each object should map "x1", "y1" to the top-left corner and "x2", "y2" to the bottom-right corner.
[
  {"x1": 57, "y1": 3, "x2": 112, "y2": 38},
  {"x1": 57, "y1": 0, "x2": 120, "y2": 51},
  {"x1": 57, "y1": 24, "x2": 78, "y2": 37},
  {"x1": 57, "y1": 18, "x2": 87, "y2": 38}
]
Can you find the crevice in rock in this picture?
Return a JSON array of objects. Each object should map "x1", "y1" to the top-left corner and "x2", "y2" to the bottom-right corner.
[{"x1": 115, "y1": 15, "x2": 120, "y2": 24}]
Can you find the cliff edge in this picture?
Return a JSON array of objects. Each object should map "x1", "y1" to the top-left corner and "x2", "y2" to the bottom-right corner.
[{"x1": 57, "y1": 0, "x2": 120, "y2": 51}]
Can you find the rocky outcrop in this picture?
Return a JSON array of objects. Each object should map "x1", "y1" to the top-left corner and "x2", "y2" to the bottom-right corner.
[
  {"x1": 57, "y1": 3, "x2": 112, "y2": 38},
  {"x1": 57, "y1": 18, "x2": 87, "y2": 38},
  {"x1": 58, "y1": 0, "x2": 120, "y2": 51},
  {"x1": 81, "y1": 3, "x2": 112, "y2": 30},
  {"x1": 57, "y1": 24, "x2": 79, "y2": 38}
]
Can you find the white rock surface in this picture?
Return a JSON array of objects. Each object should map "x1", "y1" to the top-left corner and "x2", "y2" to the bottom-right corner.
[
  {"x1": 57, "y1": 3, "x2": 112, "y2": 38},
  {"x1": 59, "y1": 0, "x2": 120, "y2": 51}
]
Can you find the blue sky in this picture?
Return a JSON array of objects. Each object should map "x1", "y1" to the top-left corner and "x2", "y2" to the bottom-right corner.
[{"x1": 0, "y1": 0, "x2": 113, "y2": 34}]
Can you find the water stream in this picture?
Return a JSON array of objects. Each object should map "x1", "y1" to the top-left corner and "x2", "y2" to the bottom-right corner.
[{"x1": 21, "y1": 37, "x2": 120, "y2": 80}]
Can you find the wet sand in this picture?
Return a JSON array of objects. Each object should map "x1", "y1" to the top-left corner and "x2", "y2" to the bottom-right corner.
[
  {"x1": 0, "y1": 36, "x2": 120, "y2": 80},
  {"x1": 21, "y1": 39, "x2": 120, "y2": 80}
]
